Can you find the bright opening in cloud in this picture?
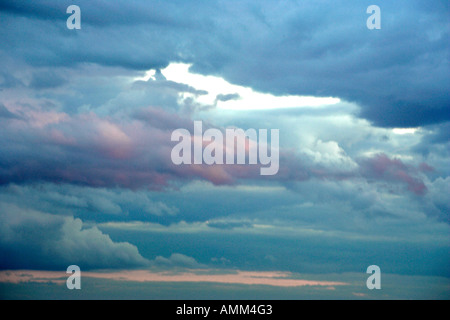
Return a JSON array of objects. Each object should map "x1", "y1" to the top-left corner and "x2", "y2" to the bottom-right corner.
[
  {"x1": 392, "y1": 128, "x2": 419, "y2": 135},
  {"x1": 136, "y1": 63, "x2": 340, "y2": 110}
]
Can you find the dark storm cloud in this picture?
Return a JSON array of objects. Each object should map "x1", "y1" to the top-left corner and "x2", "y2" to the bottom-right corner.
[
  {"x1": 0, "y1": 0, "x2": 204, "y2": 28},
  {"x1": 1, "y1": 0, "x2": 448, "y2": 127},
  {"x1": 199, "y1": 0, "x2": 449, "y2": 128},
  {"x1": 0, "y1": 10, "x2": 177, "y2": 70}
]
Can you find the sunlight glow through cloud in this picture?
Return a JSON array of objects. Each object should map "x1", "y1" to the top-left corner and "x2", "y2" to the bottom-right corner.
[
  {"x1": 392, "y1": 128, "x2": 419, "y2": 135},
  {"x1": 136, "y1": 63, "x2": 340, "y2": 110}
]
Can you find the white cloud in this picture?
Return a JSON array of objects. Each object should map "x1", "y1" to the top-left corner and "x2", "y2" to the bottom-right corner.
[
  {"x1": 0, "y1": 202, "x2": 149, "y2": 269},
  {"x1": 301, "y1": 139, "x2": 358, "y2": 171}
]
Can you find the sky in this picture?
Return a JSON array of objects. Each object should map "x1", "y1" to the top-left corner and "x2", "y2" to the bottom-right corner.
[{"x1": 0, "y1": 0, "x2": 449, "y2": 299}]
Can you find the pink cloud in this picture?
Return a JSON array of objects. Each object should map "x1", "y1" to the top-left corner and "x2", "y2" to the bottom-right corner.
[
  {"x1": 359, "y1": 153, "x2": 428, "y2": 196},
  {"x1": 0, "y1": 104, "x2": 433, "y2": 195},
  {"x1": 352, "y1": 292, "x2": 367, "y2": 297},
  {"x1": 0, "y1": 269, "x2": 349, "y2": 288},
  {"x1": 0, "y1": 105, "x2": 273, "y2": 188}
]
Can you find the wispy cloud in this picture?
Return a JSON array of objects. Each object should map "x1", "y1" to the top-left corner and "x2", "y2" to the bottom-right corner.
[{"x1": 0, "y1": 269, "x2": 348, "y2": 288}]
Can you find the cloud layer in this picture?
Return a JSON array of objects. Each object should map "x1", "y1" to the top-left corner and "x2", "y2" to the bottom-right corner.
[
  {"x1": 1, "y1": 0, "x2": 448, "y2": 127},
  {"x1": 0, "y1": 203, "x2": 149, "y2": 270},
  {"x1": 0, "y1": 1, "x2": 448, "y2": 296}
]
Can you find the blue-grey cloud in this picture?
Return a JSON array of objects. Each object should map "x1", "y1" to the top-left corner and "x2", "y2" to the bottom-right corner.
[
  {"x1": 0, "y1": 202, "x2": 149, "y2": 270},
  {"x1": 0, "y1": 1, "x2": 448, "y2": 293},
  {"x1": 1, "y1": 0, "x2": 448, "y2": 127},
  {"x1": 0, "y1": 104, "x2": 19, "y2": 119},
  {"x1": 29, "y1": 70, "x2": 67, "y2": 89}
]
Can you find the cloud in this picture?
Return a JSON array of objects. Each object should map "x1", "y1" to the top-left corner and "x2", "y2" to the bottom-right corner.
[
  {"x1": 0, "y1": 103, "x2": 19, "y2": 119},
  {"x1": 0, "y1": 101, "x2": 434, "y2": 222},
  {"x1": 0, "y1": 67, "x2": 436, "y2": 199},
  {"x1": 187, "y1": 0, "x2": 449, "y2": 127},
  {"x1": 424, "y1": 177, "x2": 450, "y2": 223},
  {"x1": 1, "y1": 270, "x2": 449, "y2": 299},
  {"x1": 153, "y1": 253, "x2": 206, "y2": 269},
  {"x1": 0, "y1": 0, "x2": 448, "y2": 289},
  {"x1": 207, "y1": 220, "x2": 252, "y2": 230},
  {"x1": 29, "y1": 70, "x2": 67, "y2": 89},
  {"x1": 358, "y1": 153, "x2": 427, "y2": 195},
  {"x1": 133, "y1": 106, "x2": 193, "y2": 131},
  {"x1": 0, "y1": 110, "x2": 230, "y2": 188},
  {"x1": 0, "y1": 269, "x2": 348, "y2": 288},
  {"x1": 216, "y1": 93, "x2": 241, "y2": 102},
  {"x1": 0, "y1": 184, "x2": 180, "y2": 223},
  {"x1": 0, "y1": 203, "x2": 149, "y2": 270},
  {"x1": 1, "y1": 0, "x2": 447, "y2": 127},
  {"x1": 300, "y1": 139, "x2": 358, "y2": 172}
]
